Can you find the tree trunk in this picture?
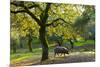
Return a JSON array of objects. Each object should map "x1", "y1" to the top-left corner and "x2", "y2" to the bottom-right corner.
[
  {"x1": 39, "y1": 26, "x2": 48, "y2": 61},
  {"x1": 69, "y1": 39, "x2": 74, "y2": 49},
  {"x1": 12, "y1": 44, "x2": 16, "y2": 53},
  {"x1": 56, "y1": 40, "x2": 62, "y2": 46},
  {"x1": 28, "y1": 34, "x2": 33, "y2": 52},
  {"x1": 19, "y1": 37, "x2": 23, "y2": 48},
  {"x1": 12, "y1": 39, "x2": 16, "y2": 53},
  {"x1": 20, "y1": 42, "x2": 23, "y2": 48}
]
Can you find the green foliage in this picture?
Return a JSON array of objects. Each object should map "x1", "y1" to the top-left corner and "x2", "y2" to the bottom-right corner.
[
  {"x1": 11, "y1": 2, "x2": 84, "y2": 40},
  {"x1": 73, "y1": 5, "x2": 95, "y2": 32},
  {"x1": 74, "y1": 40, "x2": 95, "y2": 46}
]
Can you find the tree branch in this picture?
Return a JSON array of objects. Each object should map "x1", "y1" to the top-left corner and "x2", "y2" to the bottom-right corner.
[
  {"x1": 40, "y1": 3, "x2": 51, "y2": 24},
  {"x1": 11, "y1": 2, "x2": 42, "y2": 26},
  {"x1": 11, "y1": 10, "x2": 26, "y2": 14},
  {"x1": 28, "y1": 4, "x2": 43, "y2": 11},
  {"x1": 11, "y1": 2, "x2": 43, "y2": 11},
  {"x1": 46, "y1": 18, "x2": 71, "y2": 27},
  {"x1": 23, "y1": 6, "x2": 42, "y2": 26},
  {"x1": 11, "y1": 1, "x2": 24, "y2": 7}
]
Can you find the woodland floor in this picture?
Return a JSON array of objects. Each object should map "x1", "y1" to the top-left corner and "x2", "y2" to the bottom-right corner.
[{"x1": 10, "y1": 51, "x2": 95, "y2": 67}]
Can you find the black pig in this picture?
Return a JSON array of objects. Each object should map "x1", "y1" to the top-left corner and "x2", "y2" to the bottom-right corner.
[{"x1": 54, "y1": 46, "x2": 69, "y2": 57}]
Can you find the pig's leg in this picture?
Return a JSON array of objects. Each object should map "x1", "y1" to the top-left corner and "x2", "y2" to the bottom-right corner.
[{"x1": 54, "y1": 52, "x2": 56, "y2": 57}]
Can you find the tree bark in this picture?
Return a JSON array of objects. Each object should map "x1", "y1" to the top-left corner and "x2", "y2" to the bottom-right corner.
[{"x1": 39, "y1": 26, "x2": 49, "y2": 61}]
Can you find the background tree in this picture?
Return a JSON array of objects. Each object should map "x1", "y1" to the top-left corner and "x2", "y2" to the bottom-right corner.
[{"x1": 73, "y1": 5, "x2": 95, "y2": 41}]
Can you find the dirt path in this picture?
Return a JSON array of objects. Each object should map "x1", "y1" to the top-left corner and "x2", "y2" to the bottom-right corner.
[
  {"x1": 51, "y1": 51, "x2": 95, "y2": 63},
  {"x1": 10, "y1": 51, "x2": 95, "y2": 67}
]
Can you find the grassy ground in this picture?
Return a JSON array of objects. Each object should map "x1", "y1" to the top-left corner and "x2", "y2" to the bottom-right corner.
[
  {"x1": 74, "y1": 40, "x2": 95, "y2": 46},
  {"x1": 10, "y1": 48, "x2": 42, "y2": 64},
  {"x1": 10, "y1": 40, "x2": 95, "y2": 66}
]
